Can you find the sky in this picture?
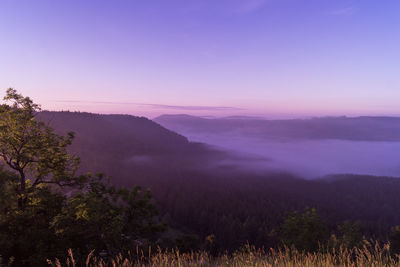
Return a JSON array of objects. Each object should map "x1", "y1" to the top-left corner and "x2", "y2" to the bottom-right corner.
[{"x1": 0, "y1": 0, "x2": 399, "y2": 118}]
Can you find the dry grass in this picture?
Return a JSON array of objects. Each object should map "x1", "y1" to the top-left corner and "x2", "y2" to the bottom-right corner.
[{"x1": 47, "y1": 241, "x2": 400, "y2": 267}]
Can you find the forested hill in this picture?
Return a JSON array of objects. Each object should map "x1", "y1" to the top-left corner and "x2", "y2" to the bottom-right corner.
[
  {"x1": 34, "y1": 111, "x2": 400, "y2": 252},
  {"x1": 155, "y1": 114, "x2": 400, "y2": 141},
  {"x1": 36, "y1": 111, "x2": 231, "y2": 186},
  {"x1": 39, "y1": 111, "x2": 189, "y2": 154}
]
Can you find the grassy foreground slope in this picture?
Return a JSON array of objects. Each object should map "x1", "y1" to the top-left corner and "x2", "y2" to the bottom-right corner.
[{"x1": 48, "y1": 243, "x2": 400, "y2": 267}]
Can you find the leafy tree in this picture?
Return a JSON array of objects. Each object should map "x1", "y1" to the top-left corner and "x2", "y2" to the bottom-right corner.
[
  {"x1": 51, "y1": 174, "x2": 165, "y2": 255},
  {"x1": 279, "y1": 207, "x2": 329, "y2": 252},
  {"x1": 337, "y1": 221, "x2": 362, "y2": 249},
  {"x1": 0, "y1": 168, "x2": 66, "y2": 265},
  {"x1": 0, "y1": 88, "x2": 81, "y2": 209},
  {"x1": 0, "y1": 89, "x2": 165, "y2": 265}
]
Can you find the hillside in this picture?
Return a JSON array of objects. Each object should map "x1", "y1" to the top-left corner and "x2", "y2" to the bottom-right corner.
[
  {"x1": 37, "y1": 111, "x2": 241, "y2": 186},
  {"x1": 34, "y1": 111, "x2": 400, "y2": 251},
  {"x1": 39, "y1": 111, "x2": 189, "y2": 156}
]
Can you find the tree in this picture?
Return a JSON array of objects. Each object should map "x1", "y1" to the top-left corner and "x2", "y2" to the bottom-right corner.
[
  {"x1": 0, "y1": 168, "x2": 66, "y2": 265},
  {"x1": 337, "y1": 221, "x2": 362, "y2": 249},
  {"x1": 51, "y1": 174, "x2": 165, "y2": 255},
  {"x1": 279, "y1": 207, "x2": 329, "y2": 252},
  {"x1": 0, "y1": 88, "x2": 81, "y2": 209},
  {"x1": 0, "y1": 89, "x2": 165, "y2": 265}
]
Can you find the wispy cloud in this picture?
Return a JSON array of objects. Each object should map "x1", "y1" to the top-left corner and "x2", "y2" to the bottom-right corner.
[
  {"x1": 233, "y1": 0, "x2": 269, "y2": 14},
  {"x1": 332, "y1": 6, "x2": 356, "y2": 16},
  {"x1": 177, "y1": 0, "x2": 269, "y2": 15},
  {"x1": 55, "y1": 100, "x2": 243, "y2": 111},
  {"x1": 140, "y1": 103, "x2": 243, "y2": 111}
]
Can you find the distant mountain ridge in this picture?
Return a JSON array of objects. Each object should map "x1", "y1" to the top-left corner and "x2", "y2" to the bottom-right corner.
[{"x1": 155, "y1": 114, "x2": 400, "y2": 141}]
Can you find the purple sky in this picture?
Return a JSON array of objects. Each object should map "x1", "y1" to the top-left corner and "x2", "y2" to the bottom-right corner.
[{"x1": 1, "y1": 0, "x2": 399, "y2": 118}]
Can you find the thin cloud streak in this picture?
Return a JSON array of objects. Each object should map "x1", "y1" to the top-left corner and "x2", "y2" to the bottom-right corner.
[
  {"x1": 54, "y1": 100, "x2": 243, "y2": 111},
  {"x1": 332, "y1": 6, "x2": 356, "y2": 16},
  {"x1": 232, "y1": 0, "x2": 269, "y2": 14}
]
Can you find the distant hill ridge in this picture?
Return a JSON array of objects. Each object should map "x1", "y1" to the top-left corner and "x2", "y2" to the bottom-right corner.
[{"x1": 155, "y1": 114, "x2": 400, "y2": 141}]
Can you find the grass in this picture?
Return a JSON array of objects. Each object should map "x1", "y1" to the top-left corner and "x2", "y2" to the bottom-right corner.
[{"x1": 47, "y1": 241, "x2": 400, "y2": 267}]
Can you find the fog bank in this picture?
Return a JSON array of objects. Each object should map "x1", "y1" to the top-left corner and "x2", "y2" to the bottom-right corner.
[{"x1": 173, "y1": 132, "x2": 400, "y2": 178}]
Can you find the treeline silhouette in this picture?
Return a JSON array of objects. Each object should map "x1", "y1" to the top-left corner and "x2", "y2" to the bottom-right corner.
[{"x1": 153, "y1": 171, "x2": 400, "y2": 251}]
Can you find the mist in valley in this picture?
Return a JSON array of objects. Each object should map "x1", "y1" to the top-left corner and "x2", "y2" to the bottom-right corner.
[{"x1": 155, "y1": 115, "x2": 400, "y2": 178}]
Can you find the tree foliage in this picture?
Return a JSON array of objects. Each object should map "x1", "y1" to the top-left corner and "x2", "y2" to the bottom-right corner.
[
  {"x1": 51, "y1": 174, "x2": 165, "y2": 255},
  {"x1": 0, "y1": 88, "x2": 81, "y2": 209},
  {"x1": 279, "y1": 207, "x2": 329, "y2": 252},
  {"x1": 0, "y1": 89, "x2": 165, "y2": 266},
  {"x1": 337, "y1": 221, "x2": 363, "y2": 249}
]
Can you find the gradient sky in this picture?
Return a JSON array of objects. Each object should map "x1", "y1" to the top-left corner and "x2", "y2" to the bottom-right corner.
[{"x1": 1, "y1": 0, "x2": 399, "y2": 118}]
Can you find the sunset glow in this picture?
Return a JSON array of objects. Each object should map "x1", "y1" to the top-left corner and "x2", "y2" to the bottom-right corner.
[{"x1": 1, "y1": 0, "x2": 399, "y2": 117}]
